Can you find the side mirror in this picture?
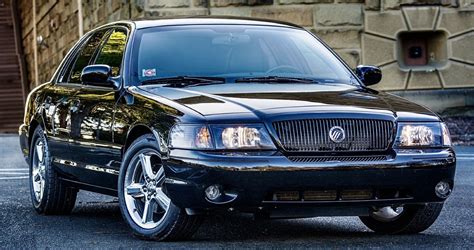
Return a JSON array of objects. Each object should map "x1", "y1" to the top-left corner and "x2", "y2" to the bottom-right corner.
[
  {"x1": 355, "y1": 65, "x2": 382, "y2": 86},
  {"x1": 81, "y1": 64, "x2": 119, "y2": 89}
]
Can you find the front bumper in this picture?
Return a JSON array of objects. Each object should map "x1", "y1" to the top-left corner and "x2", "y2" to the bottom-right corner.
[{"x1": 164, "y1": 148, "x2": 455, "y2": 215}]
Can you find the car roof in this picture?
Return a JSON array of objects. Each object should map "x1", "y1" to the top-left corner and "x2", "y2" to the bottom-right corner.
[{"x1": 130, "y1": 16, "x2": 303, "y2": 30}]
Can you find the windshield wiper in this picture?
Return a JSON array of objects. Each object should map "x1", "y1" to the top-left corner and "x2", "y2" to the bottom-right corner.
[
  {"x1": 235, "y1": 76, "x2": 318, "y2": 84},
  {"x1": 141, "y1": 76, "x2": 226, "y2": 87}
]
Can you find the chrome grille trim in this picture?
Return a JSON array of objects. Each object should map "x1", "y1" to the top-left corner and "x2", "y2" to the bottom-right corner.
[
  {"x1": 273, "y1": 119, "x2": 395, "y2": 152},
  {"x1": 288, "y1": 155, "x2": 388, "y2": 163}
]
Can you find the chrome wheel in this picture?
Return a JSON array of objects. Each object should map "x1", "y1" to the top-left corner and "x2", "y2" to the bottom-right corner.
[
  {"x1": 31, "y1": 139, "x2": 46, "y2": 203},
  {"x1": 370, "y1": 206, "x2": 404, "y2": 222},
  {"x1": 124, "y1": 150, "x2": 170, "y2": 229}
]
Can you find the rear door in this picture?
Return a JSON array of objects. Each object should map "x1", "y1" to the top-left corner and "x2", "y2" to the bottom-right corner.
[
  {"x1": 68, "y1": 27, "x2": 129, "y2": 190},
  {"x1": 41, "y1": 82, "x2": 81, "y2": 168}
]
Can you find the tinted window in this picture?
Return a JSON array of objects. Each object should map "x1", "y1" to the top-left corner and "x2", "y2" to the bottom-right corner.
[
  {"x1": 95, "y1": 29, "x2": 127, "y2": 77},
  {"x1": 58, "y1": 46, "x2": 81, "y2": 83},
  {"x1": 133, "y1": 25, "x2": 354, "y2": 85},
  {"x1": 68, "y1": 30, "x2": 108, "y2": 83}
]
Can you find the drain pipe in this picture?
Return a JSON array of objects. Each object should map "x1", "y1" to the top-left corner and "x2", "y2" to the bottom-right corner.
[
  {"x1": 32, "y1": 0, "x2": 39, "y2": 87},
  {"x1": 77, "y1": 0, "x2": 83, "y2": 37}
]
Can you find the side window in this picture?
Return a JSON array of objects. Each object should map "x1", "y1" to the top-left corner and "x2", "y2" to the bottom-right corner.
[
  {"x1": 58, "y1": 50, "x2": 79, "y2": 83},
  {"x1": 94, "y1": 29, "x2": 127, "y2": 77},
  {"x1": 67, "y1": 30, "x2": 108, "y2": 83}
]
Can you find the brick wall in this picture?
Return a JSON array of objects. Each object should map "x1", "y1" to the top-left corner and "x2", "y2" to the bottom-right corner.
[{"x1": 17, "y1": 0, "x2": 474, "y2": 93}]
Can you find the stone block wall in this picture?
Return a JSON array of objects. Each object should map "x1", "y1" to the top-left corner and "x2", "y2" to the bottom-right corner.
[
  {"x1": 363, "y1": 6, "x2": 474, "y2": 90},
  {"x1": 18, "y1": 0, "x2": 80, "y2": 91},
  {"x1": 17, "y1": 0, "x2": 474, "y2": 94}
]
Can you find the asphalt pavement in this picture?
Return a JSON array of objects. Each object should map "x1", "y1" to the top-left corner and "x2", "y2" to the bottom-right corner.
[{"x1": 0, "y1": 134, "x2": 473, "y2": 248}]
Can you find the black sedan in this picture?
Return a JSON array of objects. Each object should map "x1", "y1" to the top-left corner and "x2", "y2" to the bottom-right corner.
[{"x1": 19, "y1": 17, "x2": 456, "y2": 241}]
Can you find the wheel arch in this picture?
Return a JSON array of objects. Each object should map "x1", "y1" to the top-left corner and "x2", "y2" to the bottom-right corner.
[
  {"x1": 28, "y1": 119, "x2": 43, "y2": 147},
  {"x1": 122, "y1": 124, "x2": 170, "y2": 159},
  {"x1": 122, "y1": 124, "x2": 166, "y2": 157}
]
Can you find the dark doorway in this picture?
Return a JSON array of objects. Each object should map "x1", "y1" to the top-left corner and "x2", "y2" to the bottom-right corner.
[{"x1": 0, "y1": 0, "x2": 25, "y2": 133}]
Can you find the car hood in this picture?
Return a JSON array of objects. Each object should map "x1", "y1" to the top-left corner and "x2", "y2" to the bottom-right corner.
[{"x1": 138, "y1": 84, "x2": 439, "y2": 122}]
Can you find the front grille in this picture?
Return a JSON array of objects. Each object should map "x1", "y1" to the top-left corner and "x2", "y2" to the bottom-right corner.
[
  {"x1": 273, "y1": 119, "x2": 395, "y2": 152},
  {"x1": 273, "y1": 191, "x2": 300, "y2": 201},
  {"x1": 340, "y1": 189, "x2": 373, "y2": 200},
  {"x1": 288, "y1": 155, "x2": 388, "y2": 163},
  {"x1": 268, "y1": 189, "x2": 412, "y2": 202},
  {"x1": 303, "y1": 190, "x2": 337, "y2": 201}
]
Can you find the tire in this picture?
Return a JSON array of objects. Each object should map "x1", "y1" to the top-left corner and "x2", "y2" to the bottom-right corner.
[
  {"x1": 118, "y1": 134, "x2": 202, "y2": 241},
  {"x1": 359, "y1": 203, "x2": 444, "y2": 234},
  {"x1": 29, "y1": 126, "x2": 77, "y2": 215}
]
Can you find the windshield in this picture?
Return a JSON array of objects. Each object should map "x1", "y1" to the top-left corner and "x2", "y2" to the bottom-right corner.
[{"x1": 132, "y1": 25, "x2": 356, "y2": 86}]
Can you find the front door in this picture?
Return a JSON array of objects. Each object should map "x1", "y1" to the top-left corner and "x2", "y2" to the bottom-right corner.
[{"x1": 69, "y1": 27, "x2": 128, "y2": 190}]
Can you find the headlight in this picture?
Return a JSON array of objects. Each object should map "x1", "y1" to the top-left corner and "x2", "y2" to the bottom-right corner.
[
  {"x1": 169, "y1": 124, "x2": 276, "y2": 150},
  {"x1": 395, "y1": 122, "x2": 451, "y2": 147},
  {"x1": 169, "y1": 125, "x2": 214, "y2": 149},
  {"x1": 212, "y1": 124, "x2": 275, "y2": 149}
]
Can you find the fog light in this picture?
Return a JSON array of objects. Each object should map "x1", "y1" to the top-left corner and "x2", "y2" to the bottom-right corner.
[
  {"x1": 205, "y1": 185, "x2": 222, "y2": 201},
  {"x1": 435, "y1": 181, "x2": 451, "y2": 198}
]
